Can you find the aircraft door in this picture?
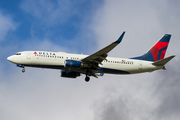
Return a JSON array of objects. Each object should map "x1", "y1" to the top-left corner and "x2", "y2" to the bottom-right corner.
[
  {"x1": 27, "y1": 53, "x2": 31, "y2": 59},
  {"x1": 139, "y1": 61, "x2": 143, "y2": 70}
]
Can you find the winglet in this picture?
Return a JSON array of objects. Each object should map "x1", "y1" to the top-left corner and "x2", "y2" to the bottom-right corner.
[{"x1": 114, "y1": 31, "x2": 125, "y2": 43}]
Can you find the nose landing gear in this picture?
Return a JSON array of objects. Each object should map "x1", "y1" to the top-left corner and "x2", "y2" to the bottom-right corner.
[
  {"x1": 22, "y1": 68, "x2": 25, "y2": 73},
  {"x1": 17, "y1": 64, "x2": 25, "y2": 73}
]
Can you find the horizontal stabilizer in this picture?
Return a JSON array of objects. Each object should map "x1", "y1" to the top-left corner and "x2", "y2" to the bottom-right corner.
[{"x1": 152, "y1": 55, "x2": 175, "y2": 66}]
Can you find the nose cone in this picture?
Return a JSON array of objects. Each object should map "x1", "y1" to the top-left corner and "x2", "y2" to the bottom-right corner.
[{"x1": 7, "y1": 56, "x2": 14, "y2": 63}]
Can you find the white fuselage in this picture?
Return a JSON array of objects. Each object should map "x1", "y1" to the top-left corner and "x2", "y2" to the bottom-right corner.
[{"x1": 7, "y1": 51, "x2": 163, "y2": 74}]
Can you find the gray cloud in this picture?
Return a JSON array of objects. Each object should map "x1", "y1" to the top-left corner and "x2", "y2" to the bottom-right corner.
[
  {"x1": 0, "y1": 68, "x2": 101, "y2": 120},
  {"x1": 153, "y1": 56, "x2": 180, "y2": 120},
  {"x1": 0, "y1": 12, "x2": 17, "y2": 42},
  {"x1": 94, "y1": 97, "x2": 130, "y2": 120}
]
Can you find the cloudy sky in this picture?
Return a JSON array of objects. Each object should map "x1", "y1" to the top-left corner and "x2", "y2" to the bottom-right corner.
[{"x1": 0, "y1": 0, "x2": 180, "y2": 120}]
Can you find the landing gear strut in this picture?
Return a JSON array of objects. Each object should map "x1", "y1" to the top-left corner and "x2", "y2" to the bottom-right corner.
[
  {"x1": 85, "y1": 69, "x2": 90, "y2": 82},
  {"x1": 85, "y1": 76, "x2": 90, "y2": 82},
  {"x1": 17, "y1": 64, "x2": 25, "y2": 73},
  {"x1": 22, "y1": 68, "x2": 25, "y2": 73}
]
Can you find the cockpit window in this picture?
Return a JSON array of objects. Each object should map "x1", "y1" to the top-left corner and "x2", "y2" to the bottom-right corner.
[{"x1": 15, "y1": 53, "x2": 21, "y2": 55}]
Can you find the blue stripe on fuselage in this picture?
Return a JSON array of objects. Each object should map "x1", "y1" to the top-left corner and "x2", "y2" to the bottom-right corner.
[{"x1": 98, "y1": 67, "x2": 130, "y2": 74}]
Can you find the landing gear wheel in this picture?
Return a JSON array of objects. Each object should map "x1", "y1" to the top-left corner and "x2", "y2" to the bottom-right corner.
[
  {"x1": 22, "y1": 68, "x2": 25, "y2": 73},
  {"x1": 85, "y1": 76, "x2": 90, "y2": 82}
]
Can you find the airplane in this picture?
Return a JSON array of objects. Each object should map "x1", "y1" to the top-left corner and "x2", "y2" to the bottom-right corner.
[{"x1": 7, "y1": 32, "x2": 175, "y2": 82}]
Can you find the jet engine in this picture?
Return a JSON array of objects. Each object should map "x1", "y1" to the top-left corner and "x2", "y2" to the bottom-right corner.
[
  {"x1": 65, "y1": 60, "x2": 88, "y2": 68},
  {"x1": 61, "y1": 70, "x2": 80, "y2": 78}
]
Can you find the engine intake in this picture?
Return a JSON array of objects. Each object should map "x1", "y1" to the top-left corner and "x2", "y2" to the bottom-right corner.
[
  {"x1": 61, "y1": 70, "x2": 80, "y2": 78},
  {"x1": 65, "y1": 60, "x2": 88, "y2": 68}
]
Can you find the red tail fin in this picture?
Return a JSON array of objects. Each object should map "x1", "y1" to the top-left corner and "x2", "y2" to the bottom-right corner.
[{"x1": 131, "y1": 34, "x2": 171, "y2": 62}]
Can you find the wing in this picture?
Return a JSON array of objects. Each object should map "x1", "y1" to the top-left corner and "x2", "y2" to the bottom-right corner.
[{"x1": 81, "y1": 31, "x2": 125, "y2": 65}]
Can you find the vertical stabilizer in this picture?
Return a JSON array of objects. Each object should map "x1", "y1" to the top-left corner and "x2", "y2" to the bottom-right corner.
[{"x1": 131, "y1": 34, "x2": 171, "y2": 62}]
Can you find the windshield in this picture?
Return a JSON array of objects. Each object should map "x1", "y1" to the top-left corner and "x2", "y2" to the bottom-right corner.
[{"x1": 15, "y1": 53, "x2": 21, "y2": 55}]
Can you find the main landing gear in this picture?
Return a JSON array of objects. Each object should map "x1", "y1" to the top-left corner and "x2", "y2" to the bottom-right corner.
[
  {"x1": 85, "y1": 69, "x2": 90, "y2": 82},
  {"x1": 85, "y1": 75, "x2": 90, "y2": 82}
]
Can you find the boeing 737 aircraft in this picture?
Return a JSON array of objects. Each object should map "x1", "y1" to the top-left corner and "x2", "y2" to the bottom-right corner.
[{"x1": 7, "y1": 32, "x2": 175, "y2": 82}]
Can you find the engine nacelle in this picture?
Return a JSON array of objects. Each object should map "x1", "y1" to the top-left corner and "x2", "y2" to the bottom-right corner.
[
  {"x1": 65, "y1": 60, "x2": 88, "y2": 68},
  {"x1": 61, "y1": 70, "x2": 80, "y2": 78}
]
